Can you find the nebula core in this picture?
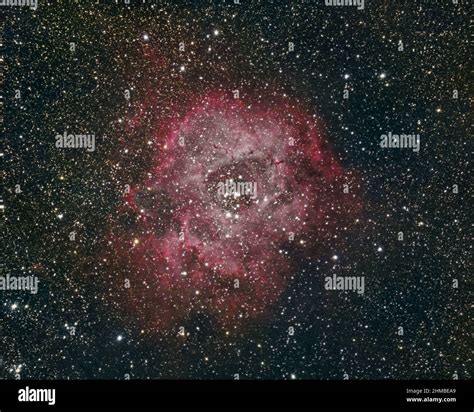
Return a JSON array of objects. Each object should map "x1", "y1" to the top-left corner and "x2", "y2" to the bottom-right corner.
[{"x1": 107, "y1": 92, "x2": 359, "y2": 331}]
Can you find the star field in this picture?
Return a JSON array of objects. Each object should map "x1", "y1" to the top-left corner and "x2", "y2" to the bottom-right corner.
[{"x1": 1, "y1": 0, "x2": 471, "y2": 380}]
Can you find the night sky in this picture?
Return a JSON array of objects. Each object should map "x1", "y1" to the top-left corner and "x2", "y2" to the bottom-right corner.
[{"x1": 1, "y1": 0, "x2": 471, "y2": 380}]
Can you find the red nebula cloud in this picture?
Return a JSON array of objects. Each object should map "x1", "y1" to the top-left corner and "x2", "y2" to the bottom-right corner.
[{"x1": 104, "y1": 91, "x2": 361, "y2": 333}]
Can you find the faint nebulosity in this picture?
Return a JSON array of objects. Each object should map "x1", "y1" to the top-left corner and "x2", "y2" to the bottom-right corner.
[{"x1": 2, "y1": 0, "x2": 470, "y2": 380}]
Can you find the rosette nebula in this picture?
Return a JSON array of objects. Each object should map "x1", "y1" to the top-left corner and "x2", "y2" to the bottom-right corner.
[
  {"x1": 3, "y1": 0, "x2": 470, "y2": 384},
  {"x1": 106, "y1": 92, "x2": 360, "y2": 332}
]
